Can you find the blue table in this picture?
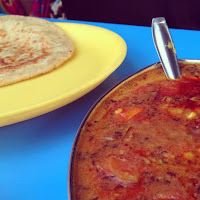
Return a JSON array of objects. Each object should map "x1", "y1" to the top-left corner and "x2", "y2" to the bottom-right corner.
[{"x1": 1, "y1": 18, "x2": 200, "y2": 200}]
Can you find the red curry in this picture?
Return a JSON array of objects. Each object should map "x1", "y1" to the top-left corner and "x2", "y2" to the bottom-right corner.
[{"x1": 72, "y1": 62, "x2": 200, "y2": 200}]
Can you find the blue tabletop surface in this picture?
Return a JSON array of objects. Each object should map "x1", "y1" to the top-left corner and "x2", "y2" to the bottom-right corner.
[{"x1": 1, "y1": 18, "x2": 200, "y2": 200}]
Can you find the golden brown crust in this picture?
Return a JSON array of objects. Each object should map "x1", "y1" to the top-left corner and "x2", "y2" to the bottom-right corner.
[{"x1": 0, "y1": 15, "x2": 74, "y2": 86}]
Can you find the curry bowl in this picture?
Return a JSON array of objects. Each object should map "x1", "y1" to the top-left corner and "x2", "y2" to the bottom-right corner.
[{"x1": 68, "y1": 59, "x2": 200, "y2": 200}]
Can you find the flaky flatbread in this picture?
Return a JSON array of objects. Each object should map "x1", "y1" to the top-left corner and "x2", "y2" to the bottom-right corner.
[{"x1": 0, "y1": 15, "x2": 74, "y2": 87}]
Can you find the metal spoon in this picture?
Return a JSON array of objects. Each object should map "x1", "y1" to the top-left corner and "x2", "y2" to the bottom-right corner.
[{"x1": 152, "y1": 17, "x2": 181, "y2": 79}]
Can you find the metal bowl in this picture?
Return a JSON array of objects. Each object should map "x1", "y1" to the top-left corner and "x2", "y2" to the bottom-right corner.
[{"x1": 67, "y1": 59, "x2": 200, "y2": 200}]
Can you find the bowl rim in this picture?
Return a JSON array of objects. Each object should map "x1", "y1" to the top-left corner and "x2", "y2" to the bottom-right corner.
[{"x1": 67, "y1": 58, "x2": 200, "y2": 200}]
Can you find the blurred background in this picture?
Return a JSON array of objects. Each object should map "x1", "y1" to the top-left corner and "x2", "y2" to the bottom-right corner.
[
  {"x1": 64, "y1": 0, "x2": 200, "y2": 30},
  {"x1": 0, "y1": 0, "x2": 200, "y2": 30}
]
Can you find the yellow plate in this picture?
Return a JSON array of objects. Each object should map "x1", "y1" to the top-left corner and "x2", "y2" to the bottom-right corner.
[{"x1": 0, "y1": 22, "x2": 127, "y2": 127}]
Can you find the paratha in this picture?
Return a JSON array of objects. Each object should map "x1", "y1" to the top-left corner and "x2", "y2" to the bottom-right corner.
[{"x1": 0, "y1": 15, "x2": 74, "y2": 87}]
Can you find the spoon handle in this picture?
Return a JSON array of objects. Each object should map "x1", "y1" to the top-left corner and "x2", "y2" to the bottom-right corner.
[{"x1": 152, "y1": 17, "x2": 181, "y2": 79}]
